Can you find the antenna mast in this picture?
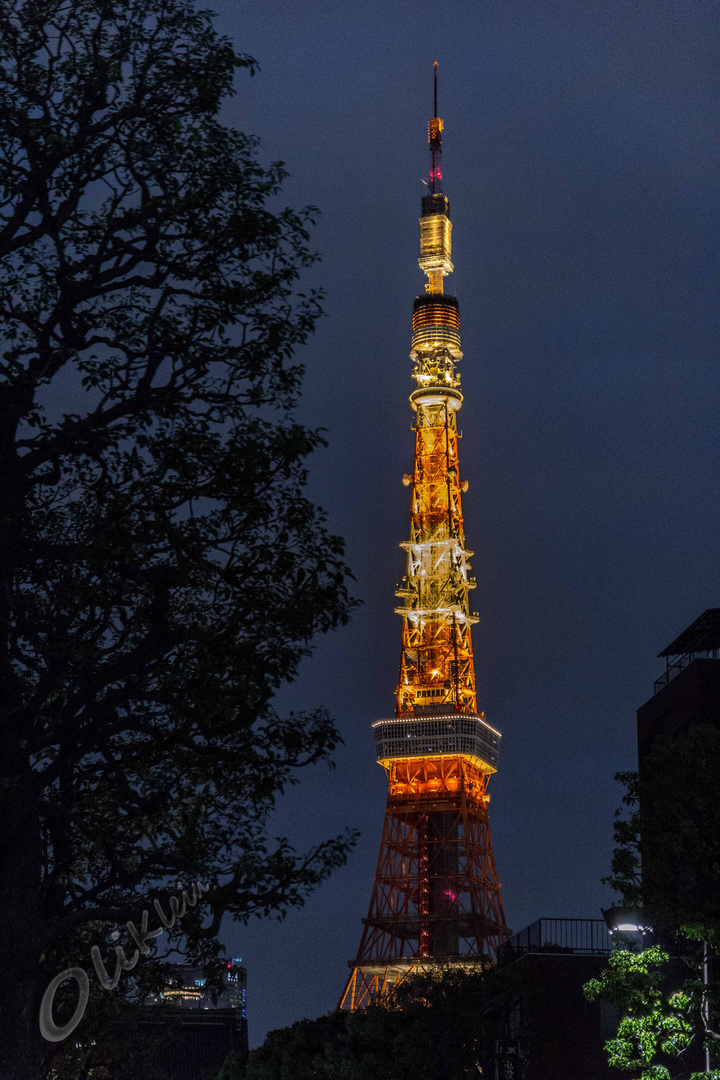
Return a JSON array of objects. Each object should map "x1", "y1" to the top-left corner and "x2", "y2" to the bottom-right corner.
[{"x1": 428, "y1": 61, "x2": 443, "y2": 195}]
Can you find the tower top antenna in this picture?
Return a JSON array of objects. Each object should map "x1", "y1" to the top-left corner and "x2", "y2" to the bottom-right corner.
[{"x1": 427, "y1": 62, "x2": 443, "y2": 194}]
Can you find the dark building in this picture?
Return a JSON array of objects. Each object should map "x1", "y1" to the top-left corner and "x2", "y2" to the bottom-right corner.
[
  {"x1": 493, "y1": 918, "x2": 617, "y2": 1080},
  {"x1": 113, "y1": 1007, "x2": 244, "y2": 1080},
  {"x1": 108, "y1": 959, "x2": 248, "y2": 1080},
  {"x1": 636, "y1": 608, "x2": 720, "y2": 926},
  {"x1": 637, "y1": 607, "x2": 720, "y2": 759},
  {"x1": 635, "y1": 609, "x2": 720, "y2": 1077}
]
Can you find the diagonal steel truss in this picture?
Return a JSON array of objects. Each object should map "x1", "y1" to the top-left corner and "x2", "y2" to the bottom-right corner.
[{"x1": 339, "y1": 756, "x2": 508, "y2": 1009}]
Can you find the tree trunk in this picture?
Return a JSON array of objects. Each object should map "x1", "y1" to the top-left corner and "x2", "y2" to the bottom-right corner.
[{"x1": 0, "y1": 771, "x2": 48, "y2": 1080}]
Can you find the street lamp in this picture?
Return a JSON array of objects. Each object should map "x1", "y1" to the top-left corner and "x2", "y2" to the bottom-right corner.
[{"x1": 602, "y1": 906, "x2": 652, "y2": 951}]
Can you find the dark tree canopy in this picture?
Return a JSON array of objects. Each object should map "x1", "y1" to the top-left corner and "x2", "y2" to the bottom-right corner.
[
  {"x1": 238, "y1": 967, "x2": 515, "y2": 1080},
  {"x1": 0, "y1": 1, "x2": 356, "y2": 1076}
]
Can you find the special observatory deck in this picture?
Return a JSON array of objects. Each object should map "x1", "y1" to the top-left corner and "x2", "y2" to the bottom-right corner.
[{"x1": 372, "y1": 713, "x2": 500, "y2": 772}]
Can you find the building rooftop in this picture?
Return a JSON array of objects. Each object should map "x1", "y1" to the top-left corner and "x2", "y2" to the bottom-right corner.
[
  {"x1": 658, "y1": 608, "x2": 720, "y2": 658},
  {"x1": 498, "y1": 918, "x2": 611, "y2": 960},
  {"x1": 654, "y1": 608, "x2": 720, "y2": 694}
]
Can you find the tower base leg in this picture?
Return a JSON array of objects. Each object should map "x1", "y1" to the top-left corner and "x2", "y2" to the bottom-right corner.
[{"x1": 339, "y1": 956, "x2": 497, "y2": 1011}]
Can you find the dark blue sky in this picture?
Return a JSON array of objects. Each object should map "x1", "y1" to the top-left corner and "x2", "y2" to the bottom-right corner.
[{"x1": 206, "y1": 0, "x2": 719, "y2": 1047}]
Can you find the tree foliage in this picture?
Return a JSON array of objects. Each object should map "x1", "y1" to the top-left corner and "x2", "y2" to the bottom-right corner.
[
  {"x1": 0, "y1": 1, "x2": 357, "y2": 1076},
  {"x1": 584, "y1": 947, "x2": 698, "y2": 1080},
  {"x1": 239, "y1": 966, "x2": 514, "y2": 1080}
]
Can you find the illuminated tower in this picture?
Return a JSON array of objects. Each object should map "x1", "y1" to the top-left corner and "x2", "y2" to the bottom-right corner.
[{"x1": 339, "y1": 65, "x2": 509, "y2": 1010}]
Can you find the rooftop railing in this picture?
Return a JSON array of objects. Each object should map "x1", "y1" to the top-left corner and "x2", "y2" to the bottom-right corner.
[
  {"x1": 654, "y1": 649, "x2": 720, "y2": 694},
  {"x1": 498, "y1": 918, "x2": 611, "y2": 960}
]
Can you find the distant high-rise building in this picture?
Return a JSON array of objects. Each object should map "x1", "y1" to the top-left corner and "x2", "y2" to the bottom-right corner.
[{"x1": 147, "y1": 958, "x2": 248, "y2": 1022}]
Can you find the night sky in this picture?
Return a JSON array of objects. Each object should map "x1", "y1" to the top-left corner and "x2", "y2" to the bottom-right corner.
[{"x1": 205, "y1": 0, "x2": 719, "y2": 1047}]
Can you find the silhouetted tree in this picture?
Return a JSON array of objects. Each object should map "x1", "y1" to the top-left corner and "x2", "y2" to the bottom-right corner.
[
  {"x1": 239, "y1": 967, "x2": 514, "y2": 1080},
  {"x1": 0, "y1": 1, "x2": 357, "y2": 1076}
]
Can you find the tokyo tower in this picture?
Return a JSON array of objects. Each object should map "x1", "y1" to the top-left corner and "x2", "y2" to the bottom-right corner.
[{"x1": 339, "y1": 65, "x2": 509, "y2": 1010}]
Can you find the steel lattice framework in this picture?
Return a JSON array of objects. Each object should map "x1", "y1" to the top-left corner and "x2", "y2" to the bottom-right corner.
[
  {"x1": 395, "y1": 399, "x2": 477, "y2": 716},
  {"x1": 339, "y1": 66, "x2": 509, "y2": 1011}
]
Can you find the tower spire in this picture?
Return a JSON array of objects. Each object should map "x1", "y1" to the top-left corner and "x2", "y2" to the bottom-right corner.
[
  {"x1": 339, "y1": 73, "x2": 509, "y2": 1013},
  {"x1": 428, "y1": 63, "x2": 443, "y2": 196},
  {"x1": 421, "y1": 65, "x2": 450, "y2": 294}
]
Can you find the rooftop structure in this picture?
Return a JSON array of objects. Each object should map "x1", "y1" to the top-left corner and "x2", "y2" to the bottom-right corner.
[
  {"x1": 638, "y1": 609, "x2": 720, "y2": 753},
  {"x1": 654, "y1": 607, "x2": 720, "y2": 693},
  {"x1": 499, "y1": 918, "x2": 612, "y2": 960}
]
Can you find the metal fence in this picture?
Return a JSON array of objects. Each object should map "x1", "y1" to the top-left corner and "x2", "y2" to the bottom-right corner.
[
  {"x1": 654, "y1": 650, "x2": 720, "y2": 694},
  {"x1": 498, "y1": 918, "x2": 611, "y2": 958}
]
